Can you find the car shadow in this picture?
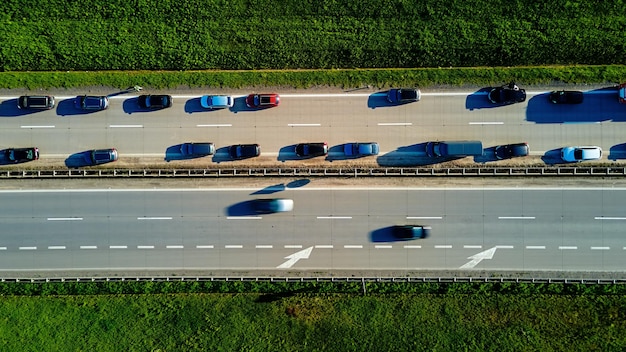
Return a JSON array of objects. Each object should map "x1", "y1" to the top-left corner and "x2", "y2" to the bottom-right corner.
[
  {"x1": 277, "y1": 145, "x2": 299, "y2": 162},
  {"x1": 541, "y1": 148, "x2": 567, "y2": 165},
  {"x1": 370, "y1": 226, "x2": 400, "y2": 243},
  {"x1": 65, "y1": 151, "x2": 93, "y2": 168},
  {"x1": 286, "y1": 179, "x2": 310, "y2": 188},
  {"x1": 231, "y1": 96, "x2": 258, "y2": 113},
  {"x1": 0, "y1": 99, "x2": 45, "y2": 117},
  {"x1": 474, "y1": 146, "x2": 498, "y2": 163},
  {"x1": 184, "y1": 98, "x2": 206, "y2": 114},
  {"x1": 375, "y1": 143, "x2": 462, "y2": 166},
  {"x1": 609, "y1": 143, "x2": 626, "y2": 160},
  {"x1": 122, "y1": 97, "x2": 143, "y2": 114},
  {"x1": 226, "y1": 200, "x2": 258, "y2": 216},
  {"x1": 526, "y1": 87, "x2": 626, "y2": 123},
  {"x1": 250, "y1": 184, "x2": 286, "y2": 195},
  {"x1": 465, "y1": 87, "x2": 495, "y2": 110},
  {"x1": 367, "y1": 92, "x2": 391, "y2": 109}
]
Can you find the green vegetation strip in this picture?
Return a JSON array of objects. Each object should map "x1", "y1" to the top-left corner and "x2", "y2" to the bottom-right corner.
[
  {"x1": 2, "y1": 66, "x2": 626, "y2": 90},
  {"x1": 0, "y1": 281, "x2": 624, "y2": 351},
  {"x1": 1, "y1": 0, "x2": 625, "y2": 71}
]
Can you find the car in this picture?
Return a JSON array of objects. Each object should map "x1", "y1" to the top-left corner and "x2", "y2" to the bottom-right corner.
[
  {"x1": 179, "y1": 142, "x2": 215, "y2": 156},
  {"x1": 392, "y1": 225, "x2": 431, "y2": 240},
  {"x1": 138, "y1": 95, "x2": 172, "y2": 109},
  {"x1": 549, "y1": 90, "x2": 583, "y2": 104},
  {"x1": 75, "y1": 95, "x2": 109, "y2": 110},
  {"x1": 17, "y1": 95, "x2": 55, "y2": 110},
  {"x1": 344, "y1": 142, "x2": 379, "y2": 157},
  {"x1": 560, "y1": 146, "x2": 602, "y2": 162},
  {"x1": 387, "y1": 88, "x2": 421, "y2": 104},
  {"x1": 295, "y1": 142, "x2": 328, "y2": 157},
  {"x1": 253, "y1": 198, "x2": 294, "y2": 213},
  {"x1": 87, "y1": 148, "x2": 118, "y2": 165},
  {"x1": 5, "y1": 147, "x2": 39, "y2": 163},
  {"x1": 494, "y1": 143, "x2": 529, "y2": 160},
  {"x1": 487, "y1": 82, "x2": 526, "y2": 104},
  {"x1": 619, "y1": 83, "x2": 626, "y2": 104},
  {"x1": 229, "y1": 144, "x2": 260, "y2": 160},
  {"x1": 245, "y1": 93, "x2": 280, "y2": 108},
  {"x1": 200, "y1": 95, "x2": 234, "y2": 109}
]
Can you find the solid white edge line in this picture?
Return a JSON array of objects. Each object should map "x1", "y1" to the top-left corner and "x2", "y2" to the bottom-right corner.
[
  {"x1": 344, "y1": 245, "x2": 363, "y2": 249},
  {"x1": 315, "y1": 245, "x2": 333, "y2": 249},
  {"x1": 255, "y1": 245, "x2": 273, "y2": 249},
  {"x1": 196, "y1": 245, "x2": 214, "y2": 249},
  {"x1": 48, "y1": 246, "x2": 66, "y2": 250},
  {"x1": 80, "y1": 246, "x2": 97, "y2": 249},
  {"x1": 526, "y1": 246, "x2": 546, "y2": 249},
  {"x1": 559, "y1": 246, "x2": 578, "y2": 250},
  {"x1": 225, "y1": 245, "x2": 243, "y2": 249},
  {"x1": 137, "y1": 245, "x2": 154, "y2": 249},
  {"x1": 375, "y1": 245, "x2": 393, "y2": 249}
]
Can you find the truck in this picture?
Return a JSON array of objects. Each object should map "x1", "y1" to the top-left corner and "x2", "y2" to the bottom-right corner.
[
  {"x1": 180, "y1": 142, "x2": 215, "y2": 156},
  {"x1": 426, "y1": 141, "x2": 483, "y2": 157}
]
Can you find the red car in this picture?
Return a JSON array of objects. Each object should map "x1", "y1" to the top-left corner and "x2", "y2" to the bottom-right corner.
[{"x1": 245, "y1": 93, "x2": 280, "y2": 108}]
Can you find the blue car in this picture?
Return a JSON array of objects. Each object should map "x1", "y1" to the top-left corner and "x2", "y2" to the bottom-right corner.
[
  {"x1": 200, "y1": 95, "x2": 234, "y2": 109},
  {"x1": 344, "y1": 142, "x2": 379, "y2": 157},
  {"x1": 387, "y1": 88, "x2": 421, "y2": 104}
]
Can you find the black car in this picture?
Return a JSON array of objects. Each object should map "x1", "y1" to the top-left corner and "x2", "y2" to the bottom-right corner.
[
  {"x1": 549, "y1": 90, "x2": 583, "y2": 104},
  {"x1": 75, "y1": 95, "x2": 109, "y2": 110},
  {"x1": 5, "y1": 147, "x2": 39, "y2": 163},
  {"x1": 138, "y1": 95, "x2": 172, "y2": 109},
  {"x1": 295, "y1": 142, "x2": 328, "y2": 157},
  {"x1": 392, "y1": 225, "x2": 431, "y2": 240},
  {"x1": 17, "y1": 95, "x2": 55, "y2": 110},
  {"x1": 86, "y1": 148, "x2": 118, "y2": 165},
  {"x1": 494, "y1": 143, "x2": 529, "y2": 160},
  {"x1": 488, "y1": 83, "x2": 526, "y2": 104},
  {"x1": 229, "y1": 144, "x2": 260, "y2": 160},
  {"x1": 387, "y1": 88, "x2": 421, "y2": 104}
]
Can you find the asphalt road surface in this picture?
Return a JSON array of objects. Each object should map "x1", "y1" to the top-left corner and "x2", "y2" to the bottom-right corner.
[
  {"x1": 1, "y1": 186, "x2": 625, "y2": 273},
  {"x1": 1, "y1": 88, "x2": 626, "y2": 165}
]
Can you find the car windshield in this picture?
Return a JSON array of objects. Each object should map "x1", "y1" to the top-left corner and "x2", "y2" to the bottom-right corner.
[
  {"x1": 574, "y1": 149, "x2": 583, "y2": 159},
  {"x1": 260, "y1": 96, "x2": 271, "y2": 104},
  {"x1": 400, "y1": 90, "x2": 417, "y2": 100}
]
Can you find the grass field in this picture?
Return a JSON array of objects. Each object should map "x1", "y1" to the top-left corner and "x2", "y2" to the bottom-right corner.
[
  {"x1": 1, "y1": 292, "x2": 624, "y2": 351},
  {"x1": 1, "y1": 0, "x2": 624, "y2": 71}
]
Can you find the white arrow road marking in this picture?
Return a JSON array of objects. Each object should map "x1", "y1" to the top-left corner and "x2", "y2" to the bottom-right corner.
[
  {"x1": 460, "y1": 246, "x2": 498, "y2": 269},
  {"x1": 277, "y1": 246, "x2": 313, "y2": 269}
]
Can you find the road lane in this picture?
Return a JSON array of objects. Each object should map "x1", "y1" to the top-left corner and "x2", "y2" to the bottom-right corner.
[{"x1": 0, "y1": 187, "x2": 626, "y2": 272}]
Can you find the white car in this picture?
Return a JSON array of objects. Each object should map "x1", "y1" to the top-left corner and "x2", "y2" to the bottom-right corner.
[
  {"x1": 253, "y1": 199, "x2": 294, "y2": 213},
  {"x1": 560, "y1": 146, "x2": 602, "y2": 162},
  {"x1": 200, "y1": 95, "x2": 234, "y2": 109}
]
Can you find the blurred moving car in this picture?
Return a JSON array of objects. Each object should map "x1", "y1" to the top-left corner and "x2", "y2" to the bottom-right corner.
[
  {"x1": 17, "y1": 95, "x2": 55, "y2": 110},
  {"x1": 180, "y1": 142, "x2": 215, "y2": 157},
  {"x1": 87, "y1": 148, "x2": 118, "y2": 165},
  {"x1": 229, "y1": 144, "x2": 260, "y2": 160},
  {"x1": 5, "y1": 147, "x2": 39, "y2": 163},
  {"x1": 295, "y1": 142, "x2": 328, "y2": 157},
  {"x1": 495, "y1": 143, "x2": 529, "y2": 160},
  {"x1": 200, "y1": 95, "x2": 233, "y2": 109},
  {"x1": 253, "y1": 199, "x2": 294, "y2": 213},
  {"x1": 387, "y1": 88, "x2": 421, "y2": 104},
  {"x1": 392, "y1": 225, "x2": 431, "y2": 240},
  {"x1": 560, "y1": 146, "x2": 602, "y2": 162},
  {"x1": 75, "y1": 95, "x2": 109, "y2": 110},
  {"x1": 619, "y1": 83, "x2": 626, "y2": 104},
  {"x1": 138, "y1": 95, "x2": 172, "y2": 109},
  {"x1": 344, "y1": 142, "x2": 379, "y2": 157},
  {"x1": 488, "y1": 82, "x2": 526, "y2": 104},
  {"x1": 245, "y1": 93, "x2": 280, "y2": 108},
  {"x1": 549, "y1": 90, "x2": 583, "y2": 104}
]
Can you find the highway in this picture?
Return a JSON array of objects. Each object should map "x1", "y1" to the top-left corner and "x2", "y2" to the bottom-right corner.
[
  {"x1": 1, "y1": 186, "x2": 625, "y2": 273},
  {"x1": 1, "y1": 88, "x2": 626, "y2": 164}
]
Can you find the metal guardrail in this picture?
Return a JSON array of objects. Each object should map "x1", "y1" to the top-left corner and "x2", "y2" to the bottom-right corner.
[
  {"x1": 2, "y1": 276, "x2": 625, "y2": 285},
  {"x1": 1, "y1": 166, "x2": 626, "y2": 178}
]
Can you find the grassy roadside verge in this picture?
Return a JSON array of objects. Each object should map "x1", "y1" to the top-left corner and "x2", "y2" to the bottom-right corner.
[
  {"x1": 3, "y1": 65, "x2": 626, "y2": 90},
  {"x1": 1, "y1": 281, "x2": 624, "y2": 351}
]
